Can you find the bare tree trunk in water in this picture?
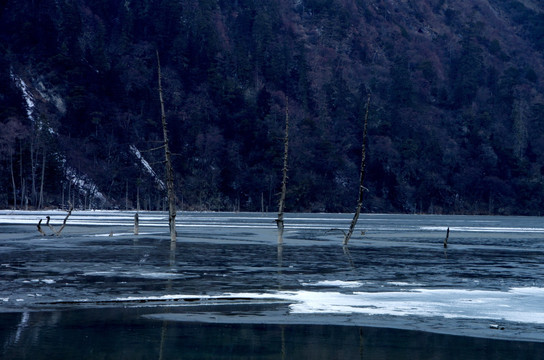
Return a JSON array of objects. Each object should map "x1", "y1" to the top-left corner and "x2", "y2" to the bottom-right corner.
[
  {"x1": 157, "y1": 50, "x2": 177, "y2": 248},
  {"x1": 134, "y1": 183, "x2": 140, "y2": 235},
  {"x1": 41, "y1": 203, "x2": 73, "y2": 236},
  {"x1": 10, "y1": 151, "x2": 17, "y2": 210},
  {"x1": 344, "y1": 94, "x2": 371, "y2": 246},
  {"x1": 276, "y1": 97, "x2": 289, "y2": 244},
  {"x1": 19, "y1": 142, "x2": 24, "y2": 209},
  {"x1": 134, "y1": 212, "x2": 139, "y2": 235},
  {"x1": 30, "y1": 142, "x2": 37, "y2": 207},
  {"x1": 137, "y1": 182, "x2": 140, "y2": 211},
  {"x1": 38, "y1": 149, "x2": 45, "y2": 209},
  {"x1": 55, "y1": 204, "x2": 73, "y2": 235},
  {"x1": 37, "y1": 219, "x2": 46, "y2": 236}
]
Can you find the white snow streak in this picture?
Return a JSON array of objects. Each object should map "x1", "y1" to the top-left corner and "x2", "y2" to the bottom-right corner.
[
  {"x1": 129, "y1": 145, "x2": 166, "y2": 190},
  {"x1": 65, "y1": 166, "x2": 107, "y2": 207},
  {"x1": 110, "y1": 286, "x2": 544, "y2": 324},
  {"x1": 10, "y1": 72, "x2": 35, "y2": 122},
  {"x1": 10, "y1": 71, "x2": 56, "y2": 134}
]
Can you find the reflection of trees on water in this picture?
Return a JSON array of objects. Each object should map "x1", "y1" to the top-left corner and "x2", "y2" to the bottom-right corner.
[
  {"x1": 159, "y1": 246, "x2": 176, "y2": 360},
  {"x1": 3, "y1": 311, "x2": 61, "y2": 357},
  {"x1": 3, "y1": 311, "x2": 542, "y2": 358}
]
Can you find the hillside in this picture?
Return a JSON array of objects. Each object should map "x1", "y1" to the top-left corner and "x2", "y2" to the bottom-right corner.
[{"x1": 2, "y1": 0, "x2": 544, "y2": 214}]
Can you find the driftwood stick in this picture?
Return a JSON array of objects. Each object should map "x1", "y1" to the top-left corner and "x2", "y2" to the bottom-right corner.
[
  {"x1": 45, "y1": 216, "x2": 58, "y2": 234},
  {"x1": 55, "y1": 204, "x2": 73, "y2": 236},
  {"x1": 37, "y1": 219, "x2": 46, "y2": 236}
]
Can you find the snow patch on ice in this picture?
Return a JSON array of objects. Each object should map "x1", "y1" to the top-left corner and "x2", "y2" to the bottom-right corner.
[
  {"x1": 420, "y1": 226, "x2": 544, "y2": 233},
  {"x1": 282, "y1": 287, "x2": 544, "y2": 324},
  {"x1": 83, "y1": 271, "x2": 183, "y2": 279},
  {"x1": 107, "y1": 286, "x2": 544, "y2": 325},
  {"x1": 301, "y1": 280, "x2": 364, "y2": 288},
  {"x1": 211, "y1": 287, "x2": 544, "y2": 325},
  {"x1": 387, "y1": 282, "x2": 423, "y2": 287}
]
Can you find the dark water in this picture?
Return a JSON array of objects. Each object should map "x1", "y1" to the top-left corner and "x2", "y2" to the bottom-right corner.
[{"x1": 2, "y1": 308, "x2": 543, "y2": 360}]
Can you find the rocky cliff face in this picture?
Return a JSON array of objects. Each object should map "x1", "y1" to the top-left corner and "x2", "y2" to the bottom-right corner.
[{"x1": 1, "y1": 0, "x2": 544, "y2": 214}]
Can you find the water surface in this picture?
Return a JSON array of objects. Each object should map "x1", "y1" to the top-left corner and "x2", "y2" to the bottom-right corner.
[{"x1": 1, "y1": 211, "x2": 543, "y2": 357}]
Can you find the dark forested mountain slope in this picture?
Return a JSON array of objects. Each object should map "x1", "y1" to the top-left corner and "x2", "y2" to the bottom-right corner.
[{"x1": 2, "y1": 0, "x2": 544, "y2": 214}]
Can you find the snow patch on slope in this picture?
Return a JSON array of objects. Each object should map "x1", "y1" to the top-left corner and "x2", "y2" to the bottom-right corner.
[
  {"x1": 10, "y1": 71, "x2": 58, "y2": 134},
  {"x1": 65, "y1": 165, "x2": 107, "y2": 208},
  {"x1": 130, "y1": 145, "x2": 166, "y2": 190},
  {"x1": 10, "y1": 72, "x2": 35, "y2": 122}
]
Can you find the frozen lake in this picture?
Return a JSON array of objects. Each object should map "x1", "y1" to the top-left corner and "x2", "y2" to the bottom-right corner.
[{"x1": 1, "y1": 211, "x2": 544, "y2": 358}]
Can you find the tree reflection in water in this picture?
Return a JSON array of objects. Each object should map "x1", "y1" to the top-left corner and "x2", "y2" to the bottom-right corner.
[{"x1": 2, "y1": 309, "x2": 543, "y2": 360}]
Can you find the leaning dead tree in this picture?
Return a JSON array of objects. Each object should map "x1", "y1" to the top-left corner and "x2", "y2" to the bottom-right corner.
[
  {"x1": 36, "y1": 203, "x2": 74, "y2": 236},
  {"x1": 276, "y1": 97, "x2": 289, "y2": 244},
  {"x1": 343, "y1": 94, "x2": 371, "y2": 246},
  {"x1": 157, "y1": 50, "x2": 177, "y2": 247}
]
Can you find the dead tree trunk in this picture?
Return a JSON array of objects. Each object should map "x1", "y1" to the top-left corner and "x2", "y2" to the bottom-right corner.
[
  {"x1": 9, "y1": 150, "x2": 17, "y2": 210},
  {"x1": 45, "y1": 216, "x2": 57, "y2": 234},
  {"x1": 344, "y1": 94, "x2": 371, "y2": 246},
  {"x1": 157, "y1": 50, "x2": 177, "y2": 247},
  {"x1": 37, "y1": 219, "x2": 46, "y2": 236},
  {"x1": 276, "y1": 97, "x2": 289, "y2": 244},
  {"x1": 19, "y1": 142, "x2": 24, "y2": 209},
  {"x1": 134, "y1": 212, "x2": 139, "y2": 235},
  {"x1": 134, "y1": 183, "x2": 140, "y2": 235},
  {"x1": 38, "y1": 204, "x2": 73, "y2": 236},
  {"x1": 30, "y1": 141, "x2": 37, "y2": 207},
  {"x1": 55, "y1": 205, "x2": 73, "y2": 235},
  {"x1": 38, "y1": 149, "x2": 45, "y2": 209}
]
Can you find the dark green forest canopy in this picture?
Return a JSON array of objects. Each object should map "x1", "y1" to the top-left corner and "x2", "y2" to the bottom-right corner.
[{"x1": 2, "y1": 0, "x2": 544, "y2": 215}]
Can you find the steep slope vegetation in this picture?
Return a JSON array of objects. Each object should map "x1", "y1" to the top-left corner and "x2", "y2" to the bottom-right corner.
[{"x1": 1, "y1": 0, "x2": 544, "y2": 214}]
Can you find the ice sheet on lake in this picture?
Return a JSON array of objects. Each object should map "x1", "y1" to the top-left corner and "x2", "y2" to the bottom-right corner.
[
  {"x1": 234, "y1": 287, "x2": 544, "y2": 324},
  {"x1": 83, "y1": 271, "x2": 184, "y2": 279},
  {"x1": 301, "y1": 280, "x2": 365, "y2": 288},
  {"x1": 421, "y1": 226, "x2": 544, "y2": 233},
  {"x1": 283, "y1": 287, "x2": 544, "y2": 324},
  {"x1": 112, "y1": 286, "x2": 544, "y2": 325}
]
